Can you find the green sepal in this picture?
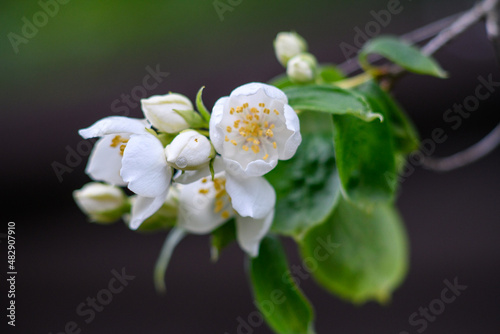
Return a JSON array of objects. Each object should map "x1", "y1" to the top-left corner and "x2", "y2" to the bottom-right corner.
[
  {"x1": 90, "y1": 201, "x2": 131, "y2": 224},
  {"x1": 145, "y1": 128, "x2": 176, "y2": 147},
  {"x1": 196, "y1": 86, "x2": 211, "y2": 123},
  {"x1": 173, "y1": 108, "x2": 207, "y2": 129}
]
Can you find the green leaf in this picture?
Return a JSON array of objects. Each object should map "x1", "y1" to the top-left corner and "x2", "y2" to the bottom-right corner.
[
  {"x1": 299, "y1": 197, "x2": 408, "y2": 304},
  {"x1": 196, "y1": 86, "x2": 211, "y2": 123},
  {"x1": 284, "y1": 85, "x2": 382, "y2": 122},
  {"x1": 332, "y1": 84, "x2": 397, "y2": 205},
  {"x1": 210, "y1": 219, "x2": 236, "y2": 261},
  {"x1": 356, "y1": 81, "x2": 419, "y2": 155},
  {"x1": 266, "y1": 111, "x2": 341, "y2": 239},
  {"x1": 318, "y1": 65, "x2": 345, "y2": 83},
  {"x1": 249, "y1": 236, "x2": 315, "y2": 334},
  {"x1": 268, "y1": 74, "x2": 297, "y2": 90},
  {"x1": 359, "y1": 36, "x2": 447, "y2": 78}
]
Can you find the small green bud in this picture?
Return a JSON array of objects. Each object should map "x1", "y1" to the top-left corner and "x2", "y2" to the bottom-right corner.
[
  {"x1": 73, "y1": 182, "x2": 128, "y2": 224},
  {"x1": 287, "y1": 53, "x2": 318, "y2": 83}
]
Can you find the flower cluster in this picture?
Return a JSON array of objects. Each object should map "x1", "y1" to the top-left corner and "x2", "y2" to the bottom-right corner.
[{"x1": 74, "y1": 82, "x2": 301, "y2": 256}]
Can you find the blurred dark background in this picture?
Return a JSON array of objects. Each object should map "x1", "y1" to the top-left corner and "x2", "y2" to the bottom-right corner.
[{"x1": 1, "y1": 0, "x2": 499, "y2": 333}]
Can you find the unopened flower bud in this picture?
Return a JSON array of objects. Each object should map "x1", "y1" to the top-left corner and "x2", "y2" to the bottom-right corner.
[
  {"x1": 73, "y1": 182, "x2": 128, "y2": 223},
  {"x1": 141, "y1": 93, "x2": 194, "y2": 133},
  {"x1": 274, "y1": 31, "x2": 308, "y2": 66},
  {"x1": 287, "y1": 53, "x2": 317, "y2": 83},
  {"x1": 165, "y1": 130, "x2": 215, "y2": 170}
]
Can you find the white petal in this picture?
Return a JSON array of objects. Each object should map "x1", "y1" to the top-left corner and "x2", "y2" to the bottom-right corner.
[
  {"x1": 209, "y1": 97, "x2": 228, "y2": 154},
  {"x1": 225, "y1": 174, "x2": 276, "y2": 219},
  {"x1": 236, "y1": 209, "x2": 274, "y2": 257},
  {"x1": 121, "y1": 134, "x2": 171, "y2": 197},
  {"x1": 177, "y1": 178, "x2": 230, "y2": 234},
  {"x1": 79, "y1": 116, "x2": 149, "y2": 138},
  {"x1": 129, "y1": 190, "x2": 169, "y2": 230},
  {"x1": 223, "y1": 157, "x2": 276, "y2": 179},
  {"x1": 85, "y1": 136, "x2": 127, "y2": 186},
  {"x1": 174, "y1": 156, "x2": 225, "y2": 184},
  {"x1": 231, "y1": 82, "x2": 288, "y2": 104},
  {"x1": 280, "y1": 105, "x2": 302, "y2": 160}
]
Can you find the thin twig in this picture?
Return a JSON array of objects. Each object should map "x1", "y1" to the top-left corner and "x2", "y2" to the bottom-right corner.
[
  {"x1": 422, "y1": 122, "x2": 500, "y2": 171},
  {"x1": 486, "y1": 4, "x2": 500, "y2": 65},
  {"x1": 338, "y1": 0, "x2": 500, "y2": 171},
  {"x1": 421, "y1": 0, "x2": 499, "y2": 56},
  {"x1": 421, "y1": 0, "x2": 500, "y2": 171}
]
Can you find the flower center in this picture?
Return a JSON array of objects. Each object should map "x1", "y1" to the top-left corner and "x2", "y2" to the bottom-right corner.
[
  {"x1": 224, "y1": 102, "x2": 278, "y2": 160},
  {"x1": 110, "y1": 135, "x2": 129, "y2": 156},
  {"x1": 198, "y1": 177, "x2": 232, "y2": 220}
]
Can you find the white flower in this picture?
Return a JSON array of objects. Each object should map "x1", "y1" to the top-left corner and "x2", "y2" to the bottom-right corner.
[
  {"x1": 287, "y1": 53, "x2": 317, "y2": 83},
  {"x1": 73, "y1": 182, "x2": 127, "y2": 223},
  {"x1": 176, "y1": 158, "x2": 275, "y2": 257},
  {"x1": 165, "y1": 130, "x2": 215, "y2": 170},
  {"x1": 79, "y1": 116, "x2": 173, "y2": 229},
  {"x1": 274, "y1": 31, "x2": 308, "y2": 66},
  {"x1": 141, "y1": 93, "x2": 194, "y2": 133},
  {"x1": 124, "y1": 184, "x2": 181, "y2": 230},
  {"x1": 209, "y1": 82, "x2": 302, "y2": 178}
]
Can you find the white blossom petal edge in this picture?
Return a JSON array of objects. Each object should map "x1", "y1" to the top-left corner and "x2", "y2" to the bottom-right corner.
[
  {"x1": 176, "y1": 165, "x2": 275, "y2": 257},
  {"x1": 79, "y1": 116, "x2": 172, "y2": 229},
  {"x1": 78, "y1": 116, "x2": 151, "y2": 185},
  {"x1": 209, "y1": 82, "x2": 302, "y2": 178}
]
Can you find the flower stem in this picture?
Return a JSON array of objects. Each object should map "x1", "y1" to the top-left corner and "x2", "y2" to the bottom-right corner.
[
  {"x1": 154, "y1": 227, "x2": 187, "y2": 294},
  {"x1": 334, "y1": 72, "x2": 373, "y2": 89}
]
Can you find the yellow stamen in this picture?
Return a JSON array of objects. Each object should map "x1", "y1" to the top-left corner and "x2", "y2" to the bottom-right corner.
[
  {"x1": 221, "y1": 211, "x2": 230, "y2": 219},
  {"x1": 214, "y1": 199, "x2": 224, "y2": 213},
  {"x1": 230, "y1": 140, "x2": 238, "y2": 146},
  {"x1": 225, "y1": 135, "x2": 229, "y2": 142},
  {"x1": 251, "y1": 145, "x2": 260, "y2": 154},
  {"x1": 273, "y1": 141, "x2": 277, "y2": 149},
  {"x1": 274, "y1": 109, "x2": 279, "y2": 115},
  {"x1": 230, "y1": 107, "x2": 235, "y2": 115},
  {"x1": 253, "y1": 139, "x2": 260, "y2": 145},
  {"x1": 226, "y1": 126, "x2": 232, "y2": 133},
  {"x1": 259, "y1": 103, "x2": 265, "y2": 107},
  {"x1": 242, "y1": 145, "x2": 249, "y2": 151},
  {"x1": 199, "y1": 188, "x2": 209, "y2": 194},
  {"x1": 263, "y1": 154, "x2": 269, "y2": 160},
  {"x1": 266, "y1": 129, "x2": 274, "y2": 137},
  {"x1": 202, "y1": 178, "x2": 208, "y2": 183},
  {"x1": 119, "y1": 145, "x2": 126, "y2": 156}
]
